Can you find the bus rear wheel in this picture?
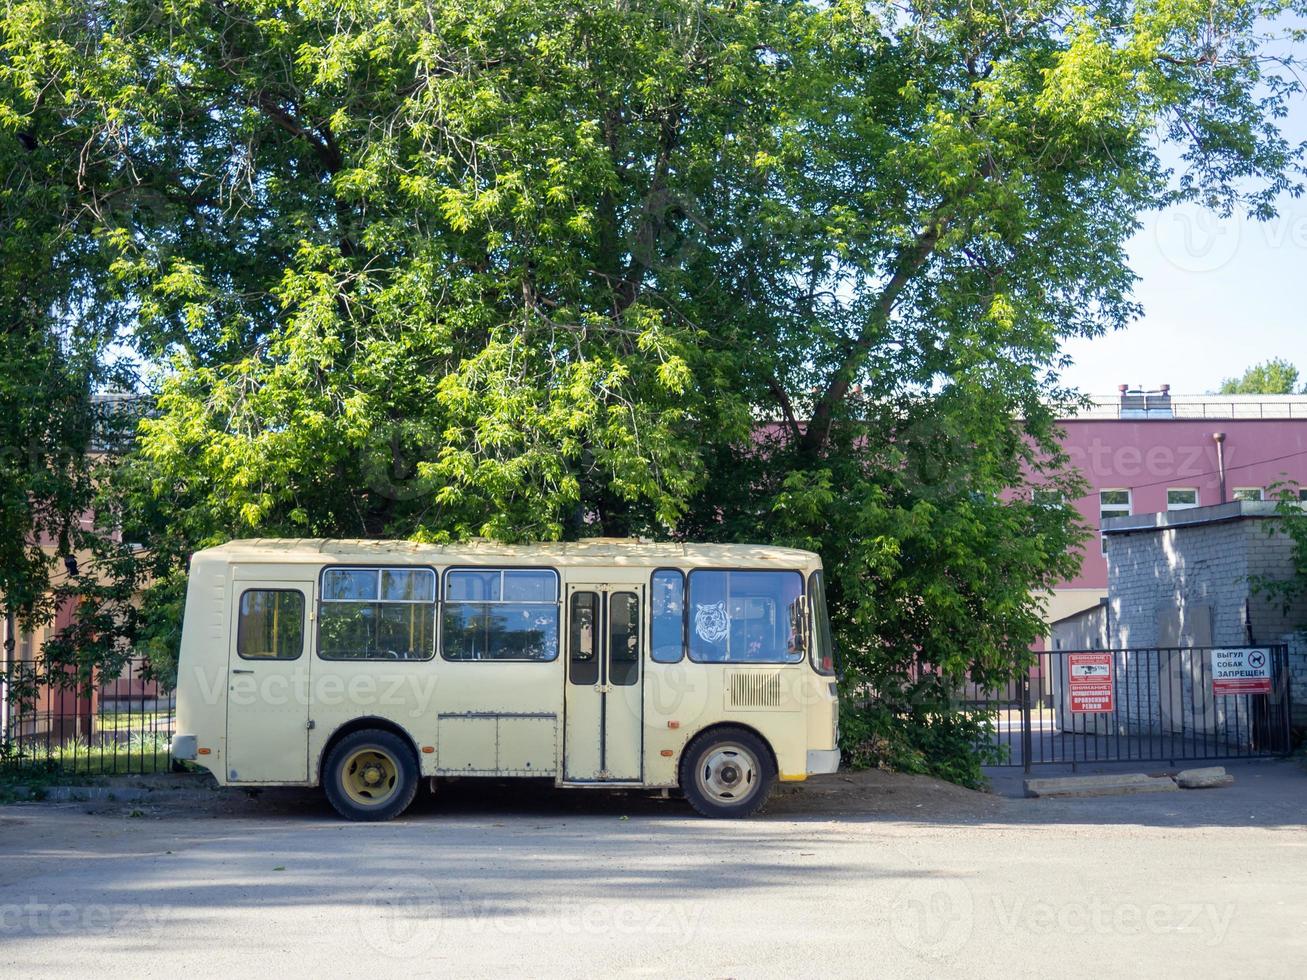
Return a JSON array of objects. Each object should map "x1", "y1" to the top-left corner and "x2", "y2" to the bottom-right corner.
[
  {"x1": 679, "y1": 727, "x2": 775, "y2": 818},
  {"x1": 323, "y1": 730, "x2": 419, "y2": 822}
]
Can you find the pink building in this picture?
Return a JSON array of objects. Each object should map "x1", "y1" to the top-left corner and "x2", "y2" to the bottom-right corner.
[{"x1": 1046, "y1": 387, "x2": 1307, "y2": 628}]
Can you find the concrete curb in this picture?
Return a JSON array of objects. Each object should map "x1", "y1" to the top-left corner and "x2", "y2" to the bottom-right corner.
[
  {"x1": 4, "y1": 775, "x2": 219, "y2": 804},
  {"x1": 7, "y1": 785, "x2": 219, "y2": 803},
  {"x1": 51, "y1": 786, "x2": 214, "y2": 803}
]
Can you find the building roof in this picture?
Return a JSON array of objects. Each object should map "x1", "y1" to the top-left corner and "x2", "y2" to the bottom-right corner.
[
  {"x1": 1101, "y1": 499, "x2": 1301, "y2": 535},
  {"x1": 195, "y1": 538, "x2": 820, "y2": 568},
  {"x1": 1069, "y1": 392, "x2": 1307, "y2": 420},
  {"x1": 1048, "y1": 598, "x2": 1109, "y2": 627}
]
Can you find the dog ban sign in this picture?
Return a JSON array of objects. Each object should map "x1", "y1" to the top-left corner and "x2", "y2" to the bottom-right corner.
[
  {"x1": 1068, "y1": 652, "x2": 1114, "y2": 713},
  {"x1": 1211, "y1": 648, "x2": 1273, "y2": 696}
]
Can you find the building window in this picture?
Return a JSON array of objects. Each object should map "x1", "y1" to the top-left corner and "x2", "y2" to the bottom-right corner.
[
  {"x1": 1299, "y1": 488, "x2": 1307, "y2": 503},
  {"x1": 441, "y1": 568, "x2": 559, "y2": 661},
  {"x1": 1232, "y1": 487, "x2": 1264, "y2": 502},
  {"x1": 1099, "y1": 489, "x2": 1131, "y2": 552},
  {"x1": 319, "y1": 567, "x2": 436, "y2": 661},
  {"x1": 1167, "y1": 488, "x2": 1199, "y2": 511},
  {"x1": 238, "y1": 590, "x2": 305, "y2": 661},
  {"x1": 1100, "y1": 489, "x2": 1131, "y2": 523}
]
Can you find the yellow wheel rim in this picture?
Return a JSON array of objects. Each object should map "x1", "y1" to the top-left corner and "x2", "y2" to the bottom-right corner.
[{"x1": 341, "y1": 747, "x2": 400, "y2": 807}]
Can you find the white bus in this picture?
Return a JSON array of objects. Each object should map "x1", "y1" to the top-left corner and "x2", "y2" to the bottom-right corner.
[{"x1": 171, "y1": 538, "x2": 840, "y2": 820}]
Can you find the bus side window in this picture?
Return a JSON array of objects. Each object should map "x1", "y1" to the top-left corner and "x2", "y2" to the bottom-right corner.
[
  {"x1": 237, "y1": 590, "x2": 305, "y2": 660},
  {"x1": 442, "y1": 568, "x2": 560, "y2": 661},
  {"x1": 319, "y1": 567, "x2": 435, "y2": 661},
  {"x1": 687, "y1": 570, "x2": 804, "y2": 664},
  {"x1": 650, "y1": 569, "x2": 684, "y2": 663}
]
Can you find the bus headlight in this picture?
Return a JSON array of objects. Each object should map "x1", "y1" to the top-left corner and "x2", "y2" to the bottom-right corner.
[{"x1": 171, "y1": 734, "x2": 198, "y2": 761}]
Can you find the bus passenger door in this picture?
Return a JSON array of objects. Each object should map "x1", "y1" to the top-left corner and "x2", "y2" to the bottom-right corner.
[
  {"x1": 225, "y1": 580, "x2": 312, "y2": 783},
  {"x1": 564, "y1": 584, "x2": 644, "y2": 782}
]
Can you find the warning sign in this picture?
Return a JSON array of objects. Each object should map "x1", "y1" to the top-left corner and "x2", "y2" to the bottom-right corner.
[
  {"x1": 1068, "y1": 652, "x2": 1114, "y2": 713},
  {"x1": 1211, "y1": 648, "x2": 1273, "y2": 696}
]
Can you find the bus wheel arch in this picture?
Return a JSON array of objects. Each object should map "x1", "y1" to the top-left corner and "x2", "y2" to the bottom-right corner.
[
  {"x1": 317, "y1": 716, "x2": 421, "y2": 783},
  {"x1": 678, "y1": 723, "x2": 778, "y2": 819},
  {"x1": 320, "y1": 723, "x2": 421, "y2": 822}
]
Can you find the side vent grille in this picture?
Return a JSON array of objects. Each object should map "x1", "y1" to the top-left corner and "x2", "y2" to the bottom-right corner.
[{"x1": 727, "y1": 671, "x2": 790, "y2": 710}]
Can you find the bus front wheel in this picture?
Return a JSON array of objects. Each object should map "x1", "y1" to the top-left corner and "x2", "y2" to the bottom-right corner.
[
  {"x1": 679, "y1": 727, "x2": 775, "y2": 818},
  {"x1": 323, "y1": 729, "x2": 419, "y2": 822}
]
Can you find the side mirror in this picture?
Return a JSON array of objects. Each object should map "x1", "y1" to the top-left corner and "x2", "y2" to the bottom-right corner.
[{"x1": 790, "y1": 595, "x2": 808, "y2": 653}]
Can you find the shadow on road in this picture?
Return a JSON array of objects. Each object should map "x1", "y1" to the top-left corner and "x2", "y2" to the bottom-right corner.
[{"x1": 88, "y1": 755, "x2": 1307, "y2": 831}]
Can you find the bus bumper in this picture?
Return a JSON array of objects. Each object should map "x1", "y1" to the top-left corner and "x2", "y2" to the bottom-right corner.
[
  {"x1": 806, "y1": 748, "x2": 840, "y2": 775},
  {"x1": 171, "y1": 734, "x2": 198, "y2": 761}
]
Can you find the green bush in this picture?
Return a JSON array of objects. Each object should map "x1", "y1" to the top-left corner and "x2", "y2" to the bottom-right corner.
[{"x1": 840, "y1": 689, "x2": 1005, "y2": 791}]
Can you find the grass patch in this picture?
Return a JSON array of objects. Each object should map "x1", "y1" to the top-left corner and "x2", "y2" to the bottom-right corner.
[
  {"x1": 2, "y1": 732, "x2": 173, "y2": 781},
  {"x1": 93, "y1": 710, "x2": 175, "y2": 733}
]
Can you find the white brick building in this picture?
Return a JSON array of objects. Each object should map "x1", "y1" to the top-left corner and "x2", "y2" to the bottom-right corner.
[{"x1": 1100, "y1": 501, "x2": 1306, "y2": 727}]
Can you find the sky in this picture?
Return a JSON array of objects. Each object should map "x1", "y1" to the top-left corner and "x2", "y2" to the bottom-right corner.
[
  {"x1": 1059, "y1": 49, "x2": 1307, "y2": 397},
  {"x1": 1057, "y1": 203, "x2": 1307, "y2": 396}
]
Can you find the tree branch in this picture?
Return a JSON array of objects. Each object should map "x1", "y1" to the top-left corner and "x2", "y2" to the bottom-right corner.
[
  {"x1": 766, "y1": 376, "x2": 803, "y2": 445},
  {"x1": 614, "y1": 104, "x2": 683, "y2": 316},
  {"x1": 801, "y1": 212, "x2": 949, "y2": 455}
]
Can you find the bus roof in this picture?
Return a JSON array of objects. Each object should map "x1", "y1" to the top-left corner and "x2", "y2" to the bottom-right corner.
[{"x1": 195, "y1": 538, "x2": 821, "y2": 568}]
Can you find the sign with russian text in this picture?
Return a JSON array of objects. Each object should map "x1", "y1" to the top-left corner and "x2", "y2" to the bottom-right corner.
[
  {"x1": 1068, "y1": 652, "x2": 1114, "y2": 713},
  {"x1": 1211, "y1": 647, "x2": 1272, "y2": 696}
]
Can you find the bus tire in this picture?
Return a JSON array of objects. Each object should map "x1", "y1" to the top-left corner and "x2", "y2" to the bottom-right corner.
[
  {"x1": 679, "y1": 727, "x2": 775, "y2": 818},
  {"x1": 323, "y1": 729, "x2": 419, "y2": 822}
]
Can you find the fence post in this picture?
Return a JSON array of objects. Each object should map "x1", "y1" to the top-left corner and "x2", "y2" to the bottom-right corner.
[
  {"x1": 1, "y1": 607, "x2": 13, "y2": 751},
  {"x1": 1021, "y1": 669, "x2": 1033, "y2": 775},
  {"x1": 1278, "y1": 645, "x2": 1293, "y2": 755}
]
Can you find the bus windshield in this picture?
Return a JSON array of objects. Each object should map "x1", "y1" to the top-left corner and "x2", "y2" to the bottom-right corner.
[{"x1": 808, "y1": 570, "x2": 835, "y2": 675}]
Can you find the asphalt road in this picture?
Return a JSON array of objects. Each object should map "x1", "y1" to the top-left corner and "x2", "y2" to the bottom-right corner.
[{"x1": 1, "y1": 762, "x2": 1305, "y2": 978}]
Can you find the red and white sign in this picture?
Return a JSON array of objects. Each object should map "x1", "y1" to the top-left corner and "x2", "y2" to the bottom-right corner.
[
  {"x1": 1211, "y1": 648, "x2": 1273, "y2": 696},
  {"x1": 1068, "y1": 652, "x2": 1114, "y2": 713}
]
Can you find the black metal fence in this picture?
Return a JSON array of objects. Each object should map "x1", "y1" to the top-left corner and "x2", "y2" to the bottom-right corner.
[
  {"x1": 977, "y1": 647, "x2": 1294, "y2": 773},
  {"x1": 1, "y1": 656, "x2": 176, "y2": 775},
  {"x1": 2, "y1": 646, "x2": 1295, "y2": 778}
]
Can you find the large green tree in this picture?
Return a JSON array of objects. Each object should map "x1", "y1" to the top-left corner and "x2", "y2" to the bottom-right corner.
[
  {"x1": 5, "y1": 0, "x2": 1305, "y2": 781},
  {"x1": 1, "y1": 10, "x2": 123, "y2": 669}
]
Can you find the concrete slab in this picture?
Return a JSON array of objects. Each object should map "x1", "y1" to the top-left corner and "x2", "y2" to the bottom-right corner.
[
  {"x1": 1024, "y1": 772, "x2": 1179, "y2": 798},
  {"x1": 1175, "y1": 766, "x2": 1234, "y2": 789}
]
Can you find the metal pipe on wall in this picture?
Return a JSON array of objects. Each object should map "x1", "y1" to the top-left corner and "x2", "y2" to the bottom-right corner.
[{"x1": 1213, "y1": 431, "x2": 1227, "y2": 503}]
